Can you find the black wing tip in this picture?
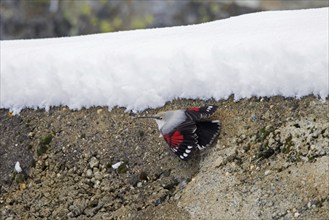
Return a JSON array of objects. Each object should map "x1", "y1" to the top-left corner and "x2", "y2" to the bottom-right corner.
[
  {"x1": 172, "y1": 145, "x2": 195, "y2": 160},
  {"x1": 205, "y1": 105, "x2": 218, "y2": 113},
  {"x1": 166, "y1": 120, "x2": 198, "y2": 161},
  {"x1": 211, "y1": 120, "x2": 220, "y2": 125},
  {"x1": 207, "y1": 105, "x2": 218, "y2": 108},
  {"x1": 195, "y1": 120, "x2": 220, "y2": 150}
]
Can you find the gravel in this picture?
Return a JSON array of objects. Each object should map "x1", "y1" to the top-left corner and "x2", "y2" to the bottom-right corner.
[{"x1": 0, "y1": 96, "x2": 328, "y2": 219}]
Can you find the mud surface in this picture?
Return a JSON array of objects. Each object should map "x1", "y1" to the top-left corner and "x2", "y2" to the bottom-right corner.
[{"x1": 0, "y1": 96, "x2": 328, "y2": 219}]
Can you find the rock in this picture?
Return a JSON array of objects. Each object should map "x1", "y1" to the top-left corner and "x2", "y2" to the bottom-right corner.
[
  {"x1": 139, "y1": 171, "x2": 148, "y2": 181},
  {"x1": 94, "y1": 180, "x2": 101, "y2": 188},
  {"x1": 213, "y1": 156, "x2": 224, "y2": 168},
  {"x1": 251, "y1": 114, "x2": 257, "y2": 122},
  {"x1": 84, "y1": 202, "x2": 103, "y2": 217},
  {"x1": 150, "y1": 189, "x2": 169, "y2": 206},
  {"x1": 86, "y1": 169, "x2": 92, "y2": 177},
  {"x1": 1, "y1": 97, "x2": 328, "y2": 220},
  {"x1": 128, "y1": 174, "x2": 139, "y2": 187},
  {"x1": 19, "y1": 183, "x2": 26, "y2": 190},
  {"x1": 94, "y1": 171, "x2": 102, "y2": 180},
  {"x1": 97, "y1": 109, "x2": 103, "y2": 114},
  {"x1": 102, "y1": 213, "x2": 110, "y2": 219},
  {"x1": 89, "y1": 157, "x2": 99, "y2": 169},
  {"x1": 111, "y1": 161, "x2": 123, "y2": 169},
  {"x1": 264, "y1": 170, "x2": 271, "y2": 176},
  {"x1": 161, "y1": 177, "x2": 179, "y2": 190},
  {"x1": 15, "y1": 161, "x2": 22, "y2": 173}
]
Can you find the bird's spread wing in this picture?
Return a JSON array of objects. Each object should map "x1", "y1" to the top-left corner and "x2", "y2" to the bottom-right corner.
[
  {"x1": 195, "y1": 120, "x2": 220, "y2": 150},
  {"x1": 163, "y1": 120, "x2": 198, "y2": 160},
  {"x1": 185, "y1": 105, "x2": 218, "y2": 121}
]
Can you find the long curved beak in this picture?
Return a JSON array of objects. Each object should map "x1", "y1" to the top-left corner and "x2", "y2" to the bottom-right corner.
[{"x1": 134, "y1": 116, "x2": 161, "y2": 120}]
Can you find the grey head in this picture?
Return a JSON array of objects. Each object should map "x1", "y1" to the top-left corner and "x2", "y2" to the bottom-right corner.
[{"x1": 136, "y1": 110, "x2": 186, "y2": 134}]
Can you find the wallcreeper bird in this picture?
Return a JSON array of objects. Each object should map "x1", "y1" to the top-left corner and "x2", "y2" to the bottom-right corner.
[{"x1": 137, "y1": 105, "x2": 220, "y2": 160}]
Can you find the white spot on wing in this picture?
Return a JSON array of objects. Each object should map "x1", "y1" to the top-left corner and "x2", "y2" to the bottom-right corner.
[
  {"x1": 207, "y1": 106, "x2": 213, "y2": 111},
  {"x1": 197, "y1": 145, "x2": 205, "y2": 150},
  {"x1": 185, "y1": 149, "x2": 191, "y2": 153},
  {"x1": 180, "y1": 155, "x2": 184, "y2": 159},
  {"x1": 183, "y1": 153, "x2": 188, "y2": 157},
  {"x1": 187, "y1": 146, "x2": 193, "y2": 149}
]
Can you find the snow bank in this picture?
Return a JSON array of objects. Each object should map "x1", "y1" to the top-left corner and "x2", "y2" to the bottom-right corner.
[{"x1": 1, "y1": 8, "x2": 328, "y2": 113}]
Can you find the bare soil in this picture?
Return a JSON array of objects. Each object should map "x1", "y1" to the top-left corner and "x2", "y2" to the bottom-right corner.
[{"x1": 0, "y1": 96, "x2": 328, "y2": 220}]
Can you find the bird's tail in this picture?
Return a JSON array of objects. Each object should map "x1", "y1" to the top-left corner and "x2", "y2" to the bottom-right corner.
[{"x1": 195, "y1": 120, "x2": 220, "y2": 150}]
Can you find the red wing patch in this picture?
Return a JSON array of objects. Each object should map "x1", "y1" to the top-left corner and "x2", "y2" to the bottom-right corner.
[
  {"x1": 187, "y1": 107, "x2": 200, "y2": 112},
  {"x1": 163, "y1": 131, "x2": 183, "y2": 149},
  {"x1": 162, "y1": 120, "x2": 197, "y2": 160},
  {"x1": 186, "y1": 105, "x2": 218, "y2": 121}
]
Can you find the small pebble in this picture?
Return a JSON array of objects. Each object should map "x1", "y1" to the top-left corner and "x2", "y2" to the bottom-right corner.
[
  {"x1": 15, "y1": 161, "x2": 22, "y2": 173},
  {"x1": 213, "y1": 156, "x2": 224, "y2": 168},
  {"x1": 86, "y1": 169, "x2": 92, "y2": 177},
  {"x1": 265, "y1": 170, "x2": 271, "y2": 176},
  {"x1": 89, "y1": 157, "x2": 99, "y2": 168},
  {"x1": 94, "y1": 180, "x2": 101, "y2": 188},
  {"x1": 112, "y1": 161, "x2": 123, "y2": 169}
]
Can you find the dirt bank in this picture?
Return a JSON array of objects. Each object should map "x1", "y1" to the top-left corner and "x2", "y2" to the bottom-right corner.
[{"x1": 0, "y1": 96, "x2": 328, "y2": 219}]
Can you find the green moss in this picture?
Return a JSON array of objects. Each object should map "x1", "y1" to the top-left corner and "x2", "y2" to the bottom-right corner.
[
  {"x1": 37, "y1": 144, "x2": 49, "y2": 156},
  {"x1": 12, "y1": 172, "x2": 26, "y2": 183},
  {"x1": 282, "y1": 145, "x2": 291, "y2": 154},
  {"x1": 255, "y1": 126, "x2": 274, "y2": 143},
  {"x1": 117, "y1": 162, "x2": 128, "y2": 174},
  {"x1": 106, "y1": 162, "x2": 112, "y2": 169},
  {"x1": 37, "y1": 134, "x2": 53, "y2": 156},
  {"x1": 282, "y1": 134, "x2": 294, "y2": 154},
  {"x1": 15, "y1": 173, "x2": 25, "y2": 183},
  {"x1": 307, "y1": 155, "x2": 316, "y2": 162},
  {"x1": 40, "y1": 134, "x2": 53, "y2": 145}
]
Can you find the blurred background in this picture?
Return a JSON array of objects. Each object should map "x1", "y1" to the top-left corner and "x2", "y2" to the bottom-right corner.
[{"x1": 1, "y1": 0, "x2": 328, "y2": 40}]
